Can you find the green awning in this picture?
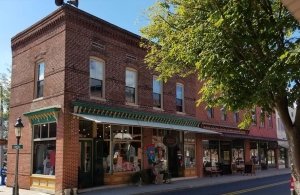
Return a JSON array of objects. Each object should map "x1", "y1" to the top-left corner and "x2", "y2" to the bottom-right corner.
[{"x1": 73, "y1": 113, "x2": 220, "y2": 135}]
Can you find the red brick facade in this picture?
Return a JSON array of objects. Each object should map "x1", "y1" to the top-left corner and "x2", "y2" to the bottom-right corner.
[
  {"x1": 8, "y1": 5, "x2": 199, "y2": 194},
  {"x1": 8, "y1": 4, "x2": 279, "y2": 195}
]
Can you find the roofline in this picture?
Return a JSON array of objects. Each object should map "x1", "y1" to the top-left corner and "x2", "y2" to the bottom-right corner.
[{"x1": 11, "y1": 4, "x2": 142, "y2": 47}]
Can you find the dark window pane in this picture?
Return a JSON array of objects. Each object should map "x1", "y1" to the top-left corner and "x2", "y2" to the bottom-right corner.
[
  {"x1": 41, "y1": 124, "x2": 48, "y2": 138},
  {"x1": 90, "y1": 78, "x2": 103, "y2": 97},
  {"x1": 49, "y1": 123, "x2": 57, "y2": 138},
  {"x1": 79, "y1": 120, "x2": 93, "y2": 138},
  {"x1": 37, "y1": 80, "x2": 44, "y2": 98},
  {"x1": 125, "y1": 86, "x2": 135, "y2": 103},
  {"x1": 176, "y1": 98, "x2": 183, "y2": 112},
  {"x1": 153, "y1": 93, "x2": 161, "y2": 108},
  {"x1": 34, "y1": 125, "x2": 40, "y2": 139}
]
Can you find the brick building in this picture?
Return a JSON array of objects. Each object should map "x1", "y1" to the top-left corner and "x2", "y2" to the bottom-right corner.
[
  {"x1": 8, "y1": 5, "x2": 219, "y2": 194},
  {"x1": 196, "y1": 102, "x2": 279, "y2": 174}
]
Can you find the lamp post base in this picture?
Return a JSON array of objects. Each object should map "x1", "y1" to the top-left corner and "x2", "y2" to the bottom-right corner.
[{"x1": 12, "y1": 185, "x2": 19, "y2": 195}]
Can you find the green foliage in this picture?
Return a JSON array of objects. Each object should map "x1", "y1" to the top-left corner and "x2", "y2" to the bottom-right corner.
[
  {"x1": 0, "y1": 70, "x2": 11, "y2": 138},
  {"x1": 141, "y1": 0, "x2": 300, "y2": 116}
]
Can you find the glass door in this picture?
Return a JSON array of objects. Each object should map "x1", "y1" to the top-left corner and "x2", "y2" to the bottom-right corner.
[
  {"x1": 93, "y1": 138, "x2": 104, "y2": 186},
  {"x1": 78, "y1": 140, "x2": 93, "y2": 188}
]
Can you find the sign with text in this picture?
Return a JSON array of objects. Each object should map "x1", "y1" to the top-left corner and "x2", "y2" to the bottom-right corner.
[{"x1": 12, "y1": 144, "x2": 23, "y2": 150}]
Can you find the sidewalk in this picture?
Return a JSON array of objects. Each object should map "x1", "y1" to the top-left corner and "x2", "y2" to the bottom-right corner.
[
  {"x1": 0, "y1": 168, "x2": 290, "y2": 195},
  {"x1": 80, "y1": 168, "x2": 291, "y2": 195}
]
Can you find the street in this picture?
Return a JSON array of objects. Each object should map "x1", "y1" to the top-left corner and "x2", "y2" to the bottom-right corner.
[{"x1": 150, "y1": 174, "x2": 290, "y2": 195}]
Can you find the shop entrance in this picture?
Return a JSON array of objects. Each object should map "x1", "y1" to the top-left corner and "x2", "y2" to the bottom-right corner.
[
  {"x1": 78, "y1": 139, "x2": 104, "y2": 189},
  {"x1": 166, "y1": 132, "x2": 183, "y2": 178}
]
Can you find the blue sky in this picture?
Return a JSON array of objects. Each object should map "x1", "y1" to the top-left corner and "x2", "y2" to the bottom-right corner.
[{"x1": 0, "y1": 0, "x2": 156, "y2": 75}]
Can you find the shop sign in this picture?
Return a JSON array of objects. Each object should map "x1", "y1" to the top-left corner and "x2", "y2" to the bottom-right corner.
[{"x1": 163, "y1": 135, "x2": 177, "y2": 147}]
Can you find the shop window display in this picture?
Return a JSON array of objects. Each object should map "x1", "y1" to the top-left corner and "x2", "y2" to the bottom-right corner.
[
  {"x1": 151, "y1": 129, "x2": 167, "y2": 168},
  {"x1": 184, "y1": 133, "x2": 195, "y2": 168},
  {"x1": 267, "y1": 150, "x2": 275, "y2": 166},
  {"x1": 33, "y1": 123, "x2": 56, "y2": 175},
  {"x1": 232, "y1": 149, "x2": 244, "y2": 165},
  {"x1": 108, "y1": 125, "x2": 141, "y2": 172},
  {"x1": 203, "y1": 140, "x2": 219, "y2": 167},
  {"x1": 250, "y1": 149, "x2": 259, "y2": 165}
]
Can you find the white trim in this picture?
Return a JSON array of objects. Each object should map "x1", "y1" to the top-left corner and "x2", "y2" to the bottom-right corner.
[{"x1": 89, "y1": 57, "x2": 105, "y2": 99}]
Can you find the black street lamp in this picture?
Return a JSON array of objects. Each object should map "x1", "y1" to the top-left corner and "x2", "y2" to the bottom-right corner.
[{"x1": 13, "y1": 117, "x2": 23, "y2": 195}]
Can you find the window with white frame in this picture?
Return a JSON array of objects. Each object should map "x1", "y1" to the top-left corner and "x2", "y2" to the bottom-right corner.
[
  {"x1": 251, "y1": 109, "x2": 257, "y2": 125},
  {"x1": 33, "y1": 122, "x2": 56, "y2": 175},
  {"x1": 125, "y1": 69, "x2": 137, "y2": 104},
  {"x1": 153, "y1": 76, "x2": 162, "y2": 108},
  {"x1": 90, "y1": 58, "x2": 104, "y2": 98},
  {"x1": 207, "y1": 107, "x2": 214, "y2": 118},
  {"x1": 268, "y1": 115, "x2": 273, "y2": 127},
  {"x1": 35, "y1": 62, "x2": 45, "y2": 98},
  {"x1": 176, "y1": 83, "x2": 184, "y2": 112},
  {"x1": 221, "y1": 108, "x2": 227, "y2": 121}
]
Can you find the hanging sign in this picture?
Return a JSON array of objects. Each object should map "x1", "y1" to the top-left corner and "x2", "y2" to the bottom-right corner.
[{"x1": 163, "y1": 134, "x2": 178, "y2": 147}]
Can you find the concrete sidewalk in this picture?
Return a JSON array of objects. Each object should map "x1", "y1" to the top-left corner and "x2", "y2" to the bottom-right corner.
[
  {"x1": 80, "y1": 168, "x2": 291, "y2": 195},
  {"x1": 0, "y1": 168, "x2": 290, "y2": 195}
]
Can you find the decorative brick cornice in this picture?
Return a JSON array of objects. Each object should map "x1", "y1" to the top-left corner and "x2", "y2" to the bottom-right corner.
[
  {"x1": 12, "y1": 4, "x2": 143, "y2": 51},
  {"x1": 11, "y1": 8, "x2": 66, "y2": 50},
  {"x1": 64, "y1": 5, "x2": 141, "y2": 48}
]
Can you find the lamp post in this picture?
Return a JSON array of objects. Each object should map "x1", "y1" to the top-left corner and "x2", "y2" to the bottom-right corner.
[{"x1": 12, "y1": 117, "x2": 23, "y2": 195}]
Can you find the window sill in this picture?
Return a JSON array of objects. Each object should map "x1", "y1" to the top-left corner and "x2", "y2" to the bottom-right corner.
[
  {"x1": 125, "y1": 102, "x2": 139, "y2": 107},
  {"x1": 90, "y1": 96, "x2": 106, "y2": 102},
  {"x1": 153, "y1": 107, "x2": 164, "y2": 111},
  {"x1": 31, "y1": 174, "x2": 55, "y2": 178},
  {"x1": 176, "y1": 111, "x2": 186, "y2": 115},
  {"x1": 33, "y1": 97, "x2": 43, "y2": 102}
]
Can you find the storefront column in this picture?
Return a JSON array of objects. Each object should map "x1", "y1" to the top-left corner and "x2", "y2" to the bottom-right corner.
[
  {"x1": 196, "y1": 134, "x2": 203, "y2": 177},
  {"x1": 244, "y1": 140, "x2": 251, "y2": 163},
  {"x1": 142, "y1": 128, "x2": 153, "y2": 169}
]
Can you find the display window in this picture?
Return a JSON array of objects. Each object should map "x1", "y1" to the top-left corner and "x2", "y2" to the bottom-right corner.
[
  {"x1": 184, "y1": 133, "x2": 196, "y2": 168},
  {"x1": 33, "y1": 123, "x2": 56, "y2": 175},
  {"x1": 267, "y1": 150, "x2": 275, "y2": 166},
  {"x1": 152, "y1": 129, "x2": 167, "y2": 168},
  {"x1": 96, "y1": 124, "x2": 142, "y2": 173},
  {"x1": 203, "y1": 140, "x2": 219, "y2": 167},
  {"x1": 232, "y1": 149, "x2": 244, "y2": 165}
]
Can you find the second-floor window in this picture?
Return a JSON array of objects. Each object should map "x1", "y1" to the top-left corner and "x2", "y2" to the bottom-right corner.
[
  {"x1": 207, "y1": 107, "x2": 214, "y2": 118},
  {"x1": 221, "y1": 108, "x2": 227, "y2": 121},
  {"x1": 153, "y1": 76, "x2": 162, "y2": 108},
  {"x1": 251, "y1": 109, "x2": 257, "y2": 125},
  {"x1": 125, "y1": 69, "x2": 137, "y2": 104},
  {"x1": 36, "y1": 62, "x2": 45, "y2": 98},
  {"x1": 90, "y1": 58, "x2": 104, "y2": 98},
  {"x1": 268, "y1": 115, "x2": 273, "y2": 127},
  {"x1": 176, "y1": 83, "x2": 184, "y2": 112},
  {"x1": 234, "y1": 112, "x2": 239, "y2": 123}
]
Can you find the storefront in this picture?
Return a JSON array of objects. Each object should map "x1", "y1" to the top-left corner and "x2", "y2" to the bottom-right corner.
[{"x1": 73, "y1": 108, "x2": 218, "y2": 188}]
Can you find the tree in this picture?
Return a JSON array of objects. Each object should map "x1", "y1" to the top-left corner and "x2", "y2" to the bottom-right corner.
[
  {"x1": 141, "y1": 0, "x2": 300, "y2": 192},
  {"x1": 0, "y1": 70, "x2": 11, "y2": 139}
]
